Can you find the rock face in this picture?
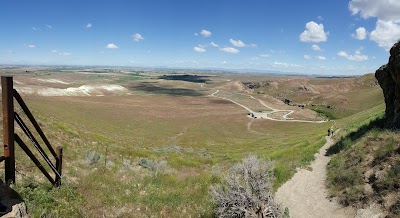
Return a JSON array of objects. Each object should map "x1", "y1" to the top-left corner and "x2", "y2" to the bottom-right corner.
[{"x1": 375, "y1": 42, "x2": 400, "y2": 128}]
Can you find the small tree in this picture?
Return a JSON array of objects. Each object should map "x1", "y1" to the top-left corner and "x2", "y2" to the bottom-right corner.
[{"x1": 210, "y1": 156, "x2": 285, "y2": 218}]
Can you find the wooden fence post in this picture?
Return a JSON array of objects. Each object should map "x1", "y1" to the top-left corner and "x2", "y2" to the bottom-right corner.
[
  {"x1": 2, "y1": 76, "x2": 15, "y2": 183},
  {"x1": 55, "y1": 146, "x2": 63, "y2": 186}
]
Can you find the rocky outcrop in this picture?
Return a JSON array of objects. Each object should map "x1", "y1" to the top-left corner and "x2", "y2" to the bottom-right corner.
[{"x1": 375, "y1": 42, "x2": 400, "y2": 128}]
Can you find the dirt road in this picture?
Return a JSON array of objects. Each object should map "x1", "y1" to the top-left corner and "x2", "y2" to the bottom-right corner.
[{"x1": 209, "y1": 90, "x2": 327, "y2": 123}]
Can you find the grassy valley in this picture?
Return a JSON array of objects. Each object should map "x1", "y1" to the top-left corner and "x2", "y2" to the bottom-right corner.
[{"x1": 0, "y1": 68, "x2": 386, "y2": 217}]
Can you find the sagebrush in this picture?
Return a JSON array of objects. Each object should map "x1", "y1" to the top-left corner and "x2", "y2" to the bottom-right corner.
[{"x1": 210, "y1": 156, "x2": 285, "y2": 218}]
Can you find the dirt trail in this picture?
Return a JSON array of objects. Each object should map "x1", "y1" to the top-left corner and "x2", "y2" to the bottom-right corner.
[
  {"x1": 275, "y1": 133, "x2": 356, "y2": 218},
  {"x1": 209, "y1": 90, "x2": 326, "y2": 123}
]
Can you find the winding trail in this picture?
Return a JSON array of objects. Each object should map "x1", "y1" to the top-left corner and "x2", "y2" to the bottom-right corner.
[
  {"x1": 275, "y1": 133, "x2": 356, "y2": 218},
  {"x1": 209, "y1": 90, "x2": 327, "y2": 123}
]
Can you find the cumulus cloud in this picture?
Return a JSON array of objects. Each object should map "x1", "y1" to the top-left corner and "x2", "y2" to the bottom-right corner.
[
  {"x1": 259, "y1": 54, "x2": 270, "y2": 58},
  {"x1": 349, "y1": 0, "x2": 400, "y2": 21},
  {"x1": 299, "y1": 21, "x2": 328, "y2": 43},
  {"x1": 304, "y1": 55, "x2": 311, "y2": 59},
  {"x1": 85, "y1": 23, "x2": 92, "y2": 28},
  {"x1": 106, "y1": 43, "x2": 118, "y2": 49},
  {"x1": 46, "y1": 25, "x2": 53, "y2": 29},
  {"x1": 337, "y1": 50, "x2": 368, "y2": 61},
  {"x1": 349, "y1": 0, "x2": 400, "y2": 50},
  {"x1": 220, "y1": 47, "x2": 239, "y2": 54},
  {"x1": 27, "y1": 44, "x2": 36, "y2": 48},
  {"x1": 317, "y1": 56, "x2": 326, "y2": 60},
  {"x1": 311, "y1": 44, "x2": 321, "y2": 51},
  {"x1": 193, "y1": 46, "x2": 206, "y2": 53},
  {"x1": 370, "y1": 20, "x2": 400, "y2": 50},
  {"x1": 353, "y1": 27, "x2": 367, "y2": 40},
  {"x1": 132, "y1": 33, "x2": 144, "y2": 42},
  {"x1": 210, "y1": 42, "x2": 219, "y2": 47},
  {"x1": 200, "y1": 29, "x2": 212, "y2": 37}
]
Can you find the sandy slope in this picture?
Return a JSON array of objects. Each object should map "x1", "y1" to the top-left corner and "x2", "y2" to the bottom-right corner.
[{"x1": 275, "y1": 134, "x2": 356, "y2": 218}]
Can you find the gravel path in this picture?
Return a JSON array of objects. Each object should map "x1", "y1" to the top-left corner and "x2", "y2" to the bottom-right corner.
[{"x1": 275, "y1": 134, "x2": 356, "y2": 218}]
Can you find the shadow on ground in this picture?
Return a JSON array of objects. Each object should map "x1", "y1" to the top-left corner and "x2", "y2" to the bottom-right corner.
[
  {"x1": 128, "y1": 82, "x2": 204, "y2": 96},
  {"x1": 158, "y1": 74, "x2": 211, "y2": 83},
  {"x1": 326, "y1": 117, "x2": 386, "y2": 156}
]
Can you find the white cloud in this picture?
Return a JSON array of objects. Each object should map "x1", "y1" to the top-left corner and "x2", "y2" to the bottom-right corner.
[
  {"x1": 200, "y1": 29, "x2": 212, "y2": 37},
  {"x1": 46, "y1": 25, "x2": 52, "y2": 29},
  {"x1": 349, "y1": 0, "x2": 400, "y2": 21},
  {"x1": 304, "y1": 55, "x2": 326, "y2": 60},
  {"x1": 210, "y1": 42, "x2": 219, "y2": 47},
  {"x1": 299, "y1": 21, "x2": 328, "y2": 43},
  {"x1": 193, "y1": 46, "x2": 206, "y2": 53},
  {"x1": 349, "y1": 0, "x2": 400, "y2": 50},
  {"x1": 370, "y1": 20, "x2": 400, "y2": 50},
  {"x1": 230, "y1": 39, "x2": 246, "y2": 47},
  {"x1": 32, "y1": 27, "x2": 39, "y2": 31},
  {"x1": 220, "y1": 47, "x2": 239, "y2": 54},
  {"x1": 27, "y1": 44, "x2": 36, "y2": 48},
  {"x1": 229, "y1": 39, "x2": 256, "y2": 47},
  {"x1": 51, "y1": 50, "x2": 71, "y2": 55},
  {"x1": 353, "y1": 27, "x2": 367, "y2": 40},
  {"x1": 59, "y1": 52, "x2": 72, "y2": 56},
  {"x1": 106, "y1": 43, "x2": 118, "y2": 49},
  {"x1": 273, "y1": 62, "x2": 302, "y2": 68},
  {"x1": 270, "y1": 49, "x2": 286, "y2": 54},
  {"x1": 259, "y1": 54, "x2": 270, "y2": 58},
  {"x1": 194, "y1": 33, "x2": 199, "y2": 36},
  {"x1": 311, "y1": 44, "x2": 321, "y2": 51},
  {"x1": 337, "y1": 50, "x2": 368, "y2": 61},
  {"x1": 317, "y1": 16, "x2": 323, "y2": 21},
  {"x1": 132, "y1": 33, "x2": 144, "y2": 42},
  {"x1": 85, "y1": 23, "x2": 92, "y2": 28}
]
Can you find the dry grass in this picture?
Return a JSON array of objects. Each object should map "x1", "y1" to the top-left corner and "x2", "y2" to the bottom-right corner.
[{"x1": 0, "y1": 69, "x2": 369, "y2": 217}]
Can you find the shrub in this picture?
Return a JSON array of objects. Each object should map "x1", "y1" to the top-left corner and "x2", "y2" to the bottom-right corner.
[
  {"x1": 84, "y1": 151, "x2": 100, "y2": 165},
  {"x1": 138, "y1": 158, "x2": 167, "y2": 176},
  {"x1": 210, "y1": 156, "x2": 285, "y2": 218}
]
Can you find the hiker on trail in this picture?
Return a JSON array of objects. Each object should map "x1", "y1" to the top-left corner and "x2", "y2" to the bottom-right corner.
[
  {"x1": 327, "y1": 128, "x2": 331, "y2": 136},
  {"x1": 331, "y1": 128, "x2": 334, "y2": 136}
]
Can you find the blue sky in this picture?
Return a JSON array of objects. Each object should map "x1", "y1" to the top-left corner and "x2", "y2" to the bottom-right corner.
[{"x1": 1, "y1": 0, "x2": 400, "y2": 75}]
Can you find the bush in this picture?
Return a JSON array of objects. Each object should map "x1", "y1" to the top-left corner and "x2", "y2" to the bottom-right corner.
[
  {"x1": 138, "y1": 158, "x2": 167, "y2": 176},
  {"x1": 84, "y1": 151, "x2": 100, "y2": 165},
  {"x1": 210, "y1": 156, "x2": 285, "y2": 218}
]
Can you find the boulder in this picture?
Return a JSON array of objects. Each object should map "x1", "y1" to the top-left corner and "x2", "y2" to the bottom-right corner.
[
  {"x1": 1, "y1": 203, "x2": 28, "y2": 218},
  {"x1": 0, "y1": 180, "x2": 28, "y2": 218},
  {"x1": 375, "y1": 42, "x2": 400, "y2": 128}
]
